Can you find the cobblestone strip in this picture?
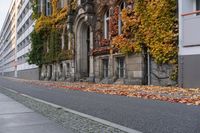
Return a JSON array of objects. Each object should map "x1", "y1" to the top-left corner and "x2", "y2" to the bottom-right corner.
[{"x1": 0, "y1": 87, "x2": 141, "y2": 133}]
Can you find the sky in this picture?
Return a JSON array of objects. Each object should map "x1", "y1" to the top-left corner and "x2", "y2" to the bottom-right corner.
[{"x1": 0, "y1": 0, "x2": 12, "y2": 30}]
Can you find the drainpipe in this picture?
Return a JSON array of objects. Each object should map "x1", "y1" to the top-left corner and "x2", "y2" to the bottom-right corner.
[
  {"x1": 141, "y1": 43, "x2": 148, "y2": 85},
  {"x1": 147, "y1": 49, "x2": 151, "y2": 85}
]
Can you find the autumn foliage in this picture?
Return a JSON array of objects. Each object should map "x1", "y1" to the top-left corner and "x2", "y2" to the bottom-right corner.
[
  {"x1": 112, "y1": 0, "x2": 178, "y2": 64},
  {"x1": 20, "y1": 79, "x2": 200, "y2": 106},
  {"x1": 29, "y1": 0, "x2": 76, "y2": 65},
  {"x1": 35, "y1": 1, "x2": 68, "y2": 32}
]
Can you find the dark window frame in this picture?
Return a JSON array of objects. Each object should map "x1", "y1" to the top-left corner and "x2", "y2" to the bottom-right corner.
[
  {"x1": 117, "y1": 57, "x2": 125, "y2": 78},
  {"x1": 196, "y1": 0, "x2": 200, "y2": 15},
  {"x1": 102, "y1": 59, "x2": 109, "y2": 78}
]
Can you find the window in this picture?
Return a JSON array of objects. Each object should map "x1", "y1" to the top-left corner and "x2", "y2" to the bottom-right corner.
[
  {"x1": 102, "y1": 59, "x2": 109, "y2": 78},
  {"x1": 196, "y1": 0, "x2": 200, "y2": 15},
  {"x1": 38, "y1": 0, "x2": 42, "y2": 13},
  {"x1": 81, "y1": 0, "x2": 86, "y2": 4},
  {"x1": 197, "y1": 0, "x2": 200, "y2": 10},
  {"x1": 104, "y1": 9, "x2": 110, "y2": 39},
  {"x1": 118, "y1": 2, "x2": 126, "y2": 34},
  {"x1": 63, "y1": 0, "x2": 68, "y2": 7},
  {"x1": 66, "y1": 63, "x2": 70, "y2": 76},
  {"x1": 61, "y1": 0, "x2": 65, "y2": 8},
  {"x1": 46, "y1": 0, "x2": 52, "y2": 16},
  {"x1": 60, "y1": 63, "x2": 63, "y2": 74},
  {"x1": 57, "y1": 0, "x2": 64, "y2": 9},
  {"x1": 117, "y1": 57, "x2": 125, "y2": 78}
]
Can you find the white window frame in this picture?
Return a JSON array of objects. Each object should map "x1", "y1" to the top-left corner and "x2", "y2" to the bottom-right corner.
[
  {"x1": 118, "y1": 1, "x2": 126, "y2": 35},
  {"x1": 104, "y1": 9, "x2": 110, "y2": 39}
]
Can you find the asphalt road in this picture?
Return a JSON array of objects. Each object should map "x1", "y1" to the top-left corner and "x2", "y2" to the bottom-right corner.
[{"x1": 0, "y1": 77, "x2": 199, "y2": 133}]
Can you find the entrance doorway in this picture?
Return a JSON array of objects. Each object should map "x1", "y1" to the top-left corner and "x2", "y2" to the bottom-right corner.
[{"x1": 77, "y1": 22, "x2": 91, "y2": 78}]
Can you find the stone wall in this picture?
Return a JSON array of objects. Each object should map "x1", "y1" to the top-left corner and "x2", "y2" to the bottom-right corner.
[
  {"x1": 17, "y1": 68, "x2": 39, "y2": 80},
  {"x1": 40, "y1": 60, "x2": 74, "y2": 81},
  {"x1": 4, "y1": 71, "x2": 15, "y2": 77},
  {"x1": 38, "y1": 56, "x2": 177, "y2": 86},
  {"x1": 150, "y1": 60, "x2": 177, "y2": 86},
  {"x1": 124, "y1": 54, "x2": 143, "y2": 85}
]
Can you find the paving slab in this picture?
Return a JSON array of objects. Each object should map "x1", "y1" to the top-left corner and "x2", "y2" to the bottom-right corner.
[
  {"x1": 0, "y1": 93, "x2": 13, "y2": 102},
  {"x1": 0, "y1": 101, "x2": 33, "y2": 115},
  {"x1": 0, "y1": 112, "x2": 52, "y2": 128},
  {"x1": 0, "y1": 93, "x2": 73, "y2": 133},
  {"x1": 0, "y1": 123, "x2": 71, "y2": 133}
]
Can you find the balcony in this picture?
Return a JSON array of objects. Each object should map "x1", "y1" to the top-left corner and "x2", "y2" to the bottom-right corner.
[{"x1": 181, "y1": 10, "x2": 200, "y2": 47}]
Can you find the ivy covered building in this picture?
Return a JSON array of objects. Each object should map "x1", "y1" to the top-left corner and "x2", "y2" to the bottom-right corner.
[
  {"x1": 29, "y1": 0, "x2": 177, "y2": 86},
  {"x1": 0, "y1": 0, "x2": 178, "y2": 86},
  {"x1": 35, "y1": 0, "x2": 146, "y2": 84}
]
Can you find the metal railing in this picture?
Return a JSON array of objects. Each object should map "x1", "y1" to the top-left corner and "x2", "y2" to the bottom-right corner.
[{"x1": 181, "y1": 10, "x2": 200, "y2": 16}]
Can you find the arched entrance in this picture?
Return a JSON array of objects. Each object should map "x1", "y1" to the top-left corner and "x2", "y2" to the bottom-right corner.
[{"x1": 76, "y1": 20, "x2": 92, "y2": 79}]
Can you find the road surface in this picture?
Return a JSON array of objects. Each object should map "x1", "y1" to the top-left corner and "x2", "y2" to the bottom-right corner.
[{"x1": 0, "y1": 77, "x2": 199, "y2": 133}]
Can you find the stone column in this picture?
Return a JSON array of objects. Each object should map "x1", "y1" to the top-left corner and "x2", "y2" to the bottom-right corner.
[
  {"x1": 46, "y1": 65, "x2": 50, "y2": 80},
  {"x1": 89, "y1": 27, "x2": 94, "y2": 79},
  {"x1": 108, "y1": 54, "x2": 114, "y2": 83},
  {"x1": 51, "y1": 63, "x2": 56, "y2": 81},
  {"x1": 38, "y1": 0, "x2": 46, "y2": 15}
]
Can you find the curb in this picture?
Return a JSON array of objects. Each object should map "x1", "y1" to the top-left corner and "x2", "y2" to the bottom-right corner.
[{"x1": 0, "y1": 86, "x2": 142, "y2": 133}]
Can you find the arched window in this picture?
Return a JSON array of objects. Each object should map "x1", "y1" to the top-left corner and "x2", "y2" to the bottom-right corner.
[
  {"x1": 118, "y1": 1, "x2": 126, "y2": 35},
  {"x1": 104, "y1": 9, "x2": 110, "y2": 39}
]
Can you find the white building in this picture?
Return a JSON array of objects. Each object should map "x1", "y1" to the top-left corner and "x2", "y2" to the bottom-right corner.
[
  {"x1": 179, "y1": 0, "x2": 200, "y2": 88},
  {"x1": 0, "y1": 0, "x2": 17, "y2": 77},
  {"x1": 0, "y1": 0, "x2": 39, "y2": 80},
  {"x1": 16, "y1": 0, "x2": 38, "y2": 79}
]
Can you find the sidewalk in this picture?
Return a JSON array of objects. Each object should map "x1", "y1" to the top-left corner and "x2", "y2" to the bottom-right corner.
[{"x1": 0, "y1": 93, "x2": 73, "y2": 133}]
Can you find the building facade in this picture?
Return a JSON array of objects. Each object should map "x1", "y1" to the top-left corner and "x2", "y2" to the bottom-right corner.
[
  {"x1": 16, "y1": 0, "x2": 39, "y2": 79},
  {"x1": 37, "y1": 0, "x2": 175, "y2": 86},
  {"x1": 0, "y1": 0, "x2": 17, "y2": 77},
  {"x1": 0, "y1": 0, "x2": 39, "y2": 80},
  {"x1": 0, "y1": 0, "x2": 176, "y2": 86},
  {"x1": 36, "y1": 0, "x2": 145, "y2": 85},
  {"x1": 179, "y1": 0, "x2": 200, "y2": 88}
]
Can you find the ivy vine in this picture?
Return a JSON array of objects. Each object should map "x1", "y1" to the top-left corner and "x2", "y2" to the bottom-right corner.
[
  {"x1": 28, "y1": 0, "x2": 73, "y2": 66},
  {"x1": 112, "y1": 0, "x2": 178, "y2": 65},
  {"x1": 28, "y1": 29, "x2": 45, "y2": 66}
]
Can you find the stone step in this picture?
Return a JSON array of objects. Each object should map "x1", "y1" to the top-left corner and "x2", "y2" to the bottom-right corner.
[{"x1": 114, "y1": 79, "x2": 124, "y2": 84}]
